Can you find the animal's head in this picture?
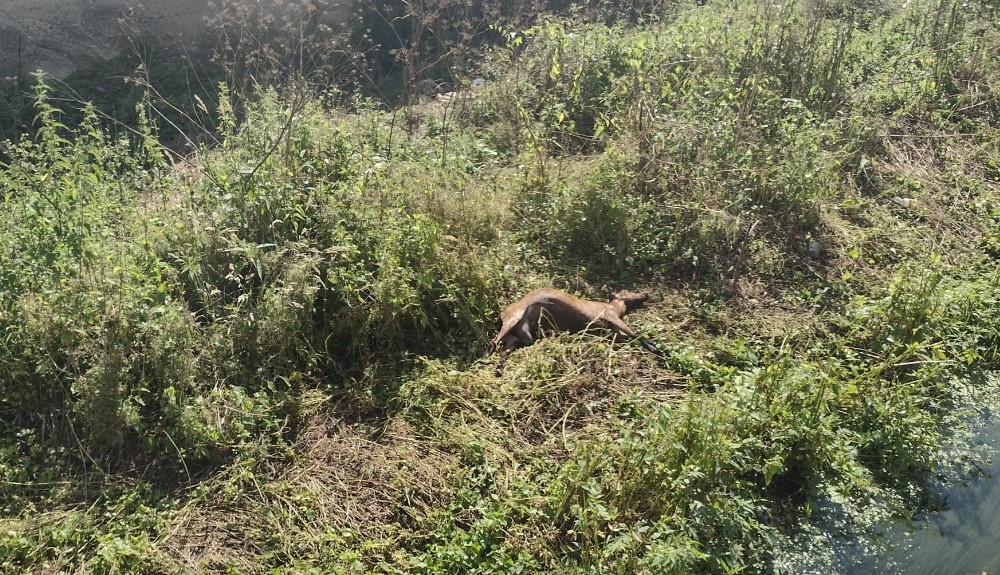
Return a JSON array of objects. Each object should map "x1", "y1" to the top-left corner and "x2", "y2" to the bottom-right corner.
[{"x1": 613, "y1": 290, "x2": 649, "y2": 311}]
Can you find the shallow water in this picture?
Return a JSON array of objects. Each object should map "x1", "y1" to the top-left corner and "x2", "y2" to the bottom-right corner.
[
  {"x1": 773, "y1": 378, "x2": 1000, "y2": 575},
  {"x1": 857, "y1": 409, "x2": 1000, "y2": 575}
]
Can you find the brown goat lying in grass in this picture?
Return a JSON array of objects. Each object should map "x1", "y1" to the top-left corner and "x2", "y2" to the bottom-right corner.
[{"x1": 489, "y1": 288, "x2": 661, "y2": 376}]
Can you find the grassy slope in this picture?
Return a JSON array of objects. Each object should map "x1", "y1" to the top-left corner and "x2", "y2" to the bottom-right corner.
[{"x1": 1, "y1": 1, "x2": 1000, "y2": 573}]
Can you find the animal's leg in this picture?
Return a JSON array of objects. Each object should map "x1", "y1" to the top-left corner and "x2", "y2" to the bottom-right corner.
[
  {"x1": 496, "y1": 347, "x2": 511, "y2": 376},
  {"x1": 514, "y1": 319, "x2": 534, "y2": 346},
  {"x1": 496, "y1": 334, "x2": 521, "y2": 377},
  {"x1": 603, "y1": 314, "x2": 640, "y2": 339},
  {"x1": 604, "y1": 315, "x2": 662, "y2": 356},
  {"x1": 494, "y1": 304, "x2": 545, "y2": 376},
  {"x1": 639, "y1": 337, "x2": 662, "y2": 355}
]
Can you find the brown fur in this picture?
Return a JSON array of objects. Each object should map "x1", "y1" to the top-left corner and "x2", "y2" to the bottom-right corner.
[{"x1": 490, "y1": 288, "x2": 660, "y2": 376}]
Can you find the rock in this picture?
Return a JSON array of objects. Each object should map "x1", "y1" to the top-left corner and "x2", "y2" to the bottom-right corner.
[{"x1": 0, "y1": 1, "x2": 355, "y2": 80}]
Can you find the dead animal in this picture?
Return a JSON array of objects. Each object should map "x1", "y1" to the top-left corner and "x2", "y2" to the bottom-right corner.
[{"x1": 489, "y1": 288, "x2": 661, "y2": 376}]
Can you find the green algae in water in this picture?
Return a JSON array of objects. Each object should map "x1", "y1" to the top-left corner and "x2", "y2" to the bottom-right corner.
[{"x1": 771, "y1": 375, "x2": 1000, "y2": 575}]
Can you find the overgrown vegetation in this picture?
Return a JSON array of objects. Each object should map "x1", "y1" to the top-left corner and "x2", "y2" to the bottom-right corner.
[{"x1": 2, "y1": 0, "x2": 999, "y2": 573}]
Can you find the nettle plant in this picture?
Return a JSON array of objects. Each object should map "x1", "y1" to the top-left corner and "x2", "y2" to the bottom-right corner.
[{"x1": 0, "y1": 79, "x2": 190, "y2": 465}]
